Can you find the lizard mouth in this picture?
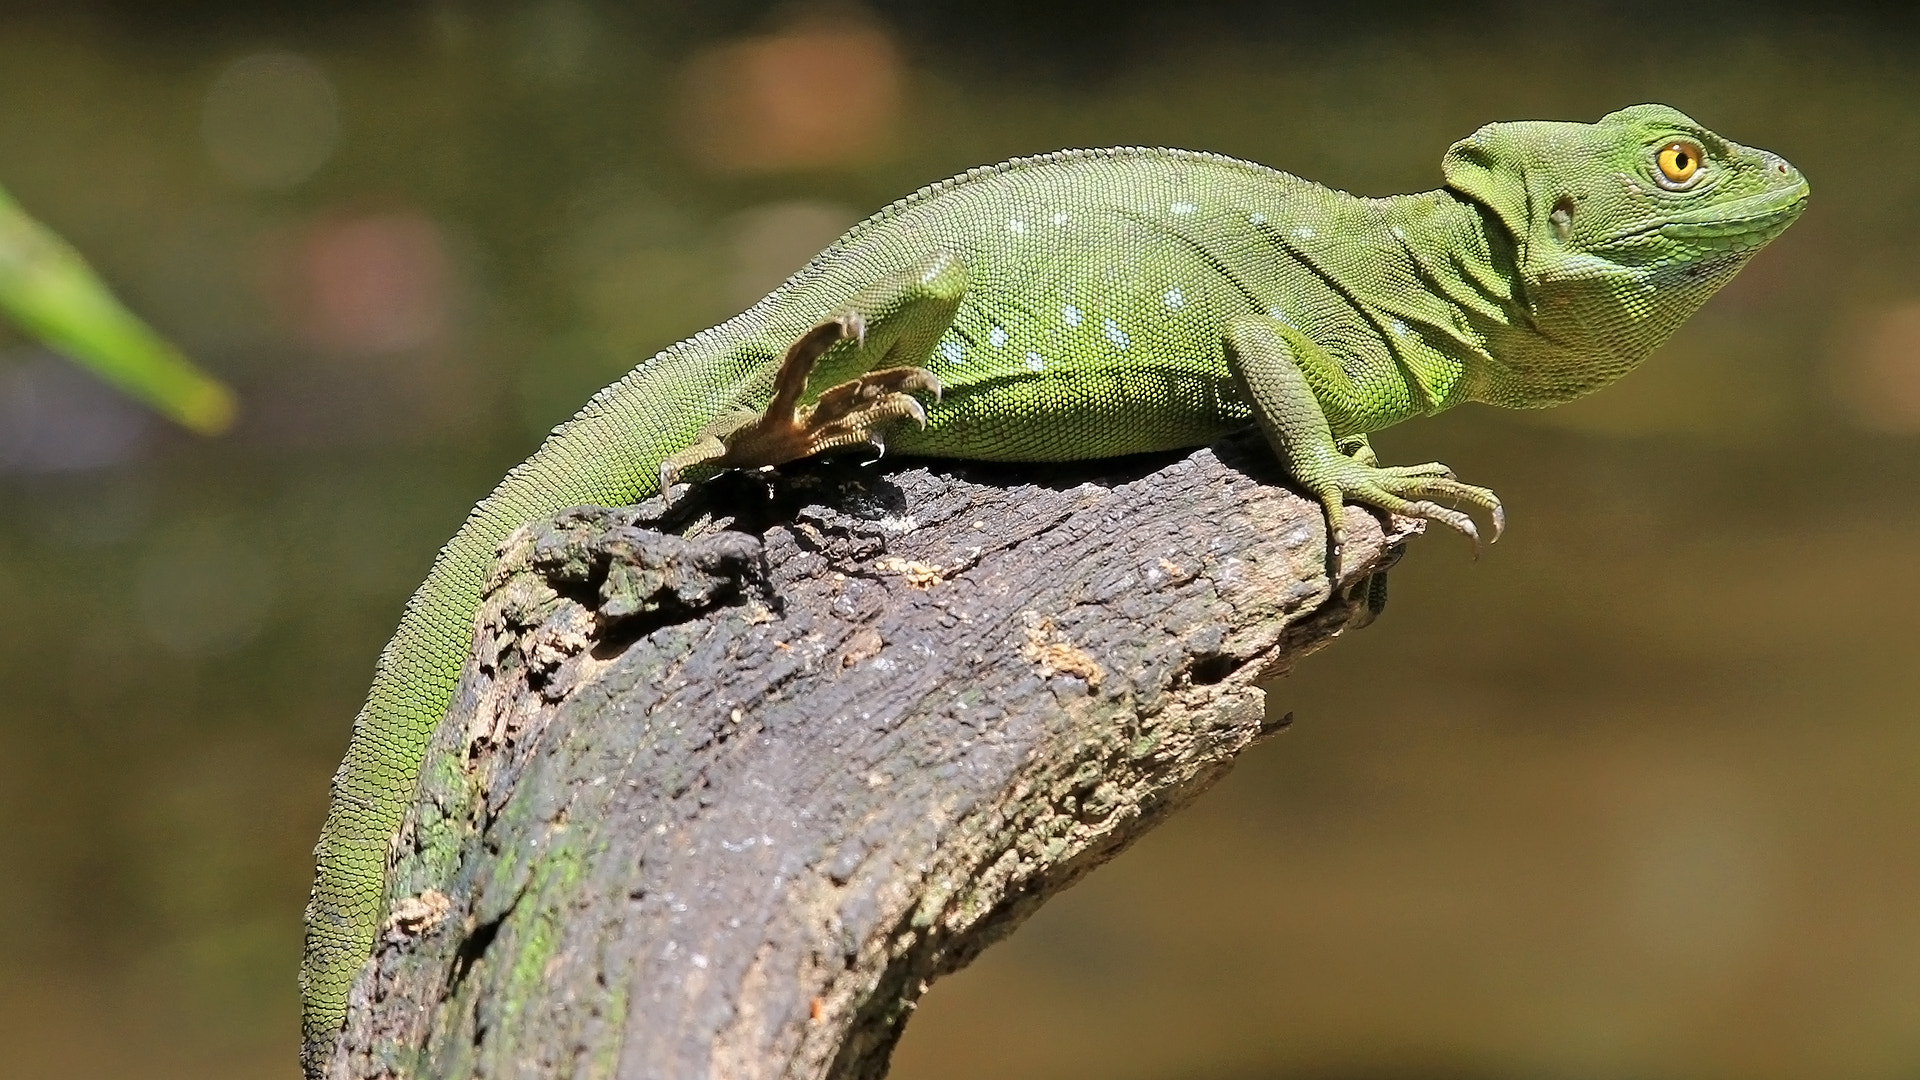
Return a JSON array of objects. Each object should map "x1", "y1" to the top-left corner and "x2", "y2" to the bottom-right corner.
[{"x1": 1657, "y1": 180, "x2": 1810, "y2": 240}]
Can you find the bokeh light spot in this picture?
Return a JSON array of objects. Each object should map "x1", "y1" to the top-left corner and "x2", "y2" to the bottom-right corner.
[
  {"x1": 296, "y1": 212, "x2": 451, "y2": 356},
  {"x1": 680, "y1": 25, "x2": 901, "y2": 173},
  {"x1": 201, "y1": 51, "x2": 340, "y2": 189},
  {"x1": 512, "y1": 0, "x2": 595, "y2": 85},
  {"x1": 1612, "y1": 776, "x2": 1775, "y2": 965},
  {"x1": 1833, "y1": 301, "x2": 1920, "y2": 433},
  {"x1": 0, "y1": 349, "x2": 151, "y2": 473}
]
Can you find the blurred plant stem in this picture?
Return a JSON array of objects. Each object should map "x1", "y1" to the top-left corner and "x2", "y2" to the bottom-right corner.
[{"x1": 0, "y1": 182, "x2": 236, "y2": 435}]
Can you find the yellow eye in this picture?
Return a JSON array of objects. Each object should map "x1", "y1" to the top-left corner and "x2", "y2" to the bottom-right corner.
[{"x1": 1656, "y1": 140, "x2": 1705, "y2": 187}]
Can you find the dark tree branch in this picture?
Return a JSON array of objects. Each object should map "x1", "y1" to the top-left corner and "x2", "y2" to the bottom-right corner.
[{"x1": 326, "y1": 432, "x2": 1419, "y2": 1080}]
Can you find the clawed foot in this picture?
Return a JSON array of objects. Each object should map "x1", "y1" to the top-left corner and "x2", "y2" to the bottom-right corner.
[
  {"x1": 1312, "y1": 450, "x2": 1505, "y2": 577},
  {"x1": 658, "y1": 312, "x2": 943, "y2": 498}
]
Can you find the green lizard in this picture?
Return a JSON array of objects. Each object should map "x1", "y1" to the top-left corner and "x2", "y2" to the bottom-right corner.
[{"x1": 301, "y1": 103, "x2": 1806, "y2": 1072}]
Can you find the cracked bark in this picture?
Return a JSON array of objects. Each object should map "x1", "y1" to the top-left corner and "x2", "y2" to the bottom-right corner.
[{"x1": 326, "y1": 432, "x2": 1420, "y2": 1080}]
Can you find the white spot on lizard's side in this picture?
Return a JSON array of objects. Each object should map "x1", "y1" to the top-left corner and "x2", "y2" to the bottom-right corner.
[
  {"x1": 1103, "y1": 318, "x2": 1130, "y2": 349},
  {"x1": 1249, "y1": 211, "x2": 1267, "y2": 225},
  {"x1": 1006, "y1": 218, "x2": 1027, "y2": 235},
  {"x1": 939, "y1": 339, "x2": 966, "y2": 364},
  {"x1": 1170, "y1": 201, "x2": 1196, "y2": 215},
  {"x1": 1390, "y1": 318, "x2": 1409, "y2": 336},
  {"x1": 1390, "y1": 225, "x2": 1406, "y2": 240},
  {"x1": 1051, "y1": 211, "x2": 1069, "y2": 225},
  {"x1": 1025, "y1": 352, "x2": 1046, "y2": 372},
  {"x1": 1292, "y1": 225, "x2": 1315, "y2": 240},
  {"x1": 1061, "y1": 304, "x2": 1082, "y2": 327},
  {"x1": 1163, "y1": 287, "x2": 1185, "y2": 309},
  {"x1": 989, "y1": 326, "x2": 1008, "y2": 347}
]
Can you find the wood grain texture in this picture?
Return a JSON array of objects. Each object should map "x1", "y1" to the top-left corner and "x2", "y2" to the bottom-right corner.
[{"x1": 326, "y1": 432, "x2": 1418, "y2": 1080}]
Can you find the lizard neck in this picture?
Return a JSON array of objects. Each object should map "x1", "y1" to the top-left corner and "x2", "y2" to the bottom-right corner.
[
  {"x1": 1379, "y1": 189, "x2": 1677, "y2": 412},
  {"x1": 1352, "y1": 189, "x2": 1532, "y2": 416},
  {"x1": 1403, "y1": 191, "x2": 1681, "y2": 410}
]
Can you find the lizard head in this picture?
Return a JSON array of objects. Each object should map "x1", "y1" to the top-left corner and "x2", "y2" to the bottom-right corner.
[{"x1": 1441, "y1": 103, "x2": 1809, "y2": 405}]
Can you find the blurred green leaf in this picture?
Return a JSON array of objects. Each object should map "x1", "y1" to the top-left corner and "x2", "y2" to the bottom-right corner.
[{"x1": 0, "y1": 183, "x2": 236, "y2": 436}]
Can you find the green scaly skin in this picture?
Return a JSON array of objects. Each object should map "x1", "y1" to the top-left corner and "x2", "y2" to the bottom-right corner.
[{"x1": 302, "y1": 103, "x2": 1806, "y2": 1073}]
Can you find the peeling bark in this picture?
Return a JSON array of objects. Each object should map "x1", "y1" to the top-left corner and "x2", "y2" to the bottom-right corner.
[{"x1": 327, "y1": 433, "x2": 1419, "y2": 1080}]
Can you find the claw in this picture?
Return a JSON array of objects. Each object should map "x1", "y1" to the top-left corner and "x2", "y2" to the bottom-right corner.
[
  {"x1": 1318, "y1": 494, "x2": 1347, "y2": 583},
  {"x1": 1381, "y1": 462, "x2": 1456, "y2": 481},
  {"x1": 1490, "y1": 503, "x2": 1506, "y2": 543},
  {"x1": 1456, "y1": 517, "x2": 1484, "y2": 558},
  {"x1": 842, "y1": 310, "x2": 867, "y2": 349},
  {"x1": 1406, "y1": 500, "x2": 1482, "y2": 557},
  {"x1": 877, "y1": 368, "x2": 942, "y2": 403}
]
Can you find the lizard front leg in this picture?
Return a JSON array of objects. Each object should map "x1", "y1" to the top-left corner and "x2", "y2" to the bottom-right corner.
[
  {"x1": 1223, "y1": 312, "x2": 1504, "y2": 574},
  {"x1": 659, "y1": 251, "x2": 968, "y2": 495}
]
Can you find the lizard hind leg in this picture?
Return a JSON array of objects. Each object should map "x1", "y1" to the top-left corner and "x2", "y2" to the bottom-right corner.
[{"x1": 659, "y1": 252, "x2": 967, "y2": 496}]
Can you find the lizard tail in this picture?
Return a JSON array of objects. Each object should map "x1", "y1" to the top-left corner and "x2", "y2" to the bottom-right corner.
[{"x1": 298, "y1": 325, "x2": 775, "y2": 1075}]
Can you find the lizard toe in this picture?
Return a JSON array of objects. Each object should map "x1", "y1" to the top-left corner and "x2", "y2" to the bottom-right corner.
[
  {"x1": 1319, "y1": 456, "x2": 1499, "y2": 558},
  {"x1": 1377, "y1": 461, "x2": 1456, "y2": 481}
]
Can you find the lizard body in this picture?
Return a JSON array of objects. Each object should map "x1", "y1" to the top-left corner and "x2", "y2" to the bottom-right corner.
[{"x1": 302, "y1": 104, "x2": 1806, "y2": 1072}]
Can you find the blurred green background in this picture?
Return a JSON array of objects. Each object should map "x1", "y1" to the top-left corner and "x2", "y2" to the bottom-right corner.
[{"x1": 1, "y1": 2, "x2": 1916, "y2": 1078}]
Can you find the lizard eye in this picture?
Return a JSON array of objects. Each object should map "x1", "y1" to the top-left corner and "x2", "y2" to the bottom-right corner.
[{"x1": 1655, "y1": 140, "x2": 1706, "y2": 189}]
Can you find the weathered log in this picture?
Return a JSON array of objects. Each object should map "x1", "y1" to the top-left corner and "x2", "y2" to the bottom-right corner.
[{"x1": 327, "y1": 432, "x2": 1419, "y2": 1080}]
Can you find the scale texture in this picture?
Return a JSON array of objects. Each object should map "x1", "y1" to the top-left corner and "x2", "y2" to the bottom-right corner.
[{"x1": 302, "y1": 103, "x2": 1807, "y2": 1073}]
